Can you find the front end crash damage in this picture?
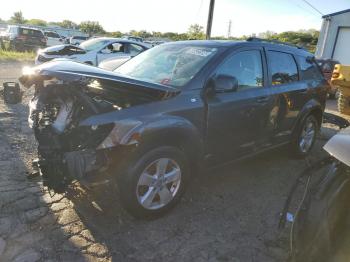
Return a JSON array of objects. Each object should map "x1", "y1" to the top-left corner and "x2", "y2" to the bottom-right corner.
[{"x1": 20, "y1": 60, "x2": 180, "y2": 192}]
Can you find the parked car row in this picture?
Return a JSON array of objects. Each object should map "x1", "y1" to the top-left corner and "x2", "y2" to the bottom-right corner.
[
  {"x1": 0, "y1": 25, "x2": 90, "y2": 51},
  {"x1": 20, "y1": 38, "x2": 328, "y2": 219}
]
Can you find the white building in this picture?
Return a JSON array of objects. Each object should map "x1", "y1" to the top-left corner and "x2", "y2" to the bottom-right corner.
[{"x1": 316, "y1": 9, "x2": 350, "y2": 65}]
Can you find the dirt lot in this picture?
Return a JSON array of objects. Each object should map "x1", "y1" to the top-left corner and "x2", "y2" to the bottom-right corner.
[{"x1": 0, "y1": 61, "x2": 343, "y2": 261}]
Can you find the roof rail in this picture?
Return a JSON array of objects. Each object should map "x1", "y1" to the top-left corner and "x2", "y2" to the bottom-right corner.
[{"x1": 246, "y1": 37, "x2": 304, "y2": 50}]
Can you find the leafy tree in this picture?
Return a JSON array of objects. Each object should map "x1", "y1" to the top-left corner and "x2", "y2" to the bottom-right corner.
[
  {"x1": 26, "y1": 19, "x2": 47, "y2": 26},
  {"x1": 9, "y1": 11, "x2": 26, "y2": 24},
  {"x1": 60, "y1": 20, "x2": 78, "y2": 29},
  {"x1": 79, "y1": 21, "x2": 105, "y2": 36},
  {"x1": 187, "y1": 24, "x2": 205, "y2": 40},
  {"x1": 107, "y1": 31, "x2": 123, "y2": 38}
]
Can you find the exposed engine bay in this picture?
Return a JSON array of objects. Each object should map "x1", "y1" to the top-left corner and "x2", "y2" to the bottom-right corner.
[{"x1": 20, "y1": 60, "x2": 179, "y2": 192}]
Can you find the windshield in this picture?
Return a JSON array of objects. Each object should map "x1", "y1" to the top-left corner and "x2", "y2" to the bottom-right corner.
[
  {"x1": 114, "y1": 44, "x2": 218, "y2": 87},
  {"x1": 79, "y1": 39, "x2": 110, "y2": 51}
]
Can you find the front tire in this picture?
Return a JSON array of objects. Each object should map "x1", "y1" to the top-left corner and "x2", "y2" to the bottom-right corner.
[
  {"x1": 118, "y1": 146, "x2": 189, "y2": 219},
  {"x1": 291, "y1": 115, "x2": 318, "y2": 158}
]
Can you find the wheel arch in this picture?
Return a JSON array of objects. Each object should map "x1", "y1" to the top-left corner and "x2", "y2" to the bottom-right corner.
[
  {"x1": 293, "y1": 99, "x2": 324, "y2": 135},
  {"x1": 133, "y1": 118, "x2": 204, "y2": 169}
]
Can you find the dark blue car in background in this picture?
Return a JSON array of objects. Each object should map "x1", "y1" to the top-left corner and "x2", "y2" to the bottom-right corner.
[{"x1": 20, "y1": 38, "x2": 328, "y2": 218}]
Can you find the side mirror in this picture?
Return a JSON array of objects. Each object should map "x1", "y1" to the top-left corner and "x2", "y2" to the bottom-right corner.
[{"x1": 213, "y1": 74, "x2": 239, "y2": 93}]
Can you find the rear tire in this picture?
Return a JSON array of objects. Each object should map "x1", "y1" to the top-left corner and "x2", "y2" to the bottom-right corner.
[
  {"x1": 291, "y1": 114, "x2": 318, "y2": 158},
  {"x1": 338, "y1": 92, "x2": 350, "y2": 115},
  {"x1": 117, "y1": 146, "x2": 189, "y2": 219}
]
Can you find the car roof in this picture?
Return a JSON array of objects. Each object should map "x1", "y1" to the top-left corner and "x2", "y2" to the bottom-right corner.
[
  {"x1": 12, "y1": 25, "x2": 42, "y2": 31},
  {"x1": 163, "y1": 40, "x2": 313, "y2": 57},
  {"x1": 91, "y1": 37, "x2": 150, "y2": 47}
]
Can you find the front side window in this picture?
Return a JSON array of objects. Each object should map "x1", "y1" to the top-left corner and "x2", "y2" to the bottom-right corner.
[
  {"x1": 216, "y1": 50, "x2": 264, "y2": 90},
  {"x1": 114, "y1": 44, "x2": 218, "y2": 87},
  {"x1": 297, "y1": 56, "x2": 323, "y2": 81},
  {"x1": 45, "y1": 32, "x2": 60, "y2": 38},
  {"x1": 268, "y1": 51, "x2": 298, "y2": 86},
  {"x1": 79, "y1": 39, "x2": 110, "y2": 51}
]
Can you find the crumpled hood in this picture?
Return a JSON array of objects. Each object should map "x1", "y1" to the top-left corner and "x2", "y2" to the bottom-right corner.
[
  {"x1": 19, "y1": 60, "x2": 180, "y2": 97},
  {"x1": 324, "y1": 126, "x2": 350, "y2": 167},
  {"x1": 40, "y1": 44, "x2": 86, "y2": 56}
]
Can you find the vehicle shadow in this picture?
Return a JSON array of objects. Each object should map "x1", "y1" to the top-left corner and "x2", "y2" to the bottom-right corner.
[{"x1": 64, "y1": 128, "x2": 335, "y2": 262}]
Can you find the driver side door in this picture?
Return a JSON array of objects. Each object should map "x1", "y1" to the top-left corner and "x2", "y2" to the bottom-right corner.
[{"x1": 206, "y1": 47, "x2": 274, "y2": 164}]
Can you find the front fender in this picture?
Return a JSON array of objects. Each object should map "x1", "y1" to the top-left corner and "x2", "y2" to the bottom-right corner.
[{"x1": 98, "y1": 115, "x2": 204, "y2": 162}]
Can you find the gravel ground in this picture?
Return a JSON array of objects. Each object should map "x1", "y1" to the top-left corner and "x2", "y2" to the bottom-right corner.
[{"x1": 0, "y1": 61, "x2": 343, "y2": 262}]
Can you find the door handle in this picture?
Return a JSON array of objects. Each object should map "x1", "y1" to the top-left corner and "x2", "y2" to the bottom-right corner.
[{"x1": 256, "y1": 96, "x2": 269, "y2": 103}]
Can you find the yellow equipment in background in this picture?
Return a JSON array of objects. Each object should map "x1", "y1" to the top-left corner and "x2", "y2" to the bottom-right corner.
[{"x1": 331, "y1": 64, "x2": 350, "y2": 115}]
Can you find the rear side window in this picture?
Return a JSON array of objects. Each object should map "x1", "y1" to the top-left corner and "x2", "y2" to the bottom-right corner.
[
  {"x1": 45, "y1": 32, "x2": 60, "y2": 38},
  {"x1": 216, "y1": 50, "x2": 264, "y2": 90},
  {"x1": 74, "y1": 36, "x2": 88, "y2": 40},
  {"x1": 19, "y1": 28, "x2": 44, "y2": 38},
  {"x1": 129, "y1": 44, "x2": 145, "y2": 56},
  {"x1": 268, "y1": 51, "x2": 298, "y2": 86},
  {"x1": 297, "y1": 56, "x2": 324, "y2": 80}
]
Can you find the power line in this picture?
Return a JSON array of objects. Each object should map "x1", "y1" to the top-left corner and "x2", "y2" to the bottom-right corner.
[
  {"x1": 195, "y1": 0, "x2": 205, "y2": 22},
  {"x1": 300, "y1": 0, "x2": 324, "y2": 16},
  {"x1": 290, "y1": 0, "x2": 320, "y2": 17}
]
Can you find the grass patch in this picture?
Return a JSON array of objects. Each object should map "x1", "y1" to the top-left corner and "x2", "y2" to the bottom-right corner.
[{"x1": 0, "y1": 49, "x2": 35, "y2": 62}]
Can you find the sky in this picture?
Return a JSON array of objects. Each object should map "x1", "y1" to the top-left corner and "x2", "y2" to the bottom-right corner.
[{"x1": 0, "y1": 0, "x2": 349, "y2": 37}]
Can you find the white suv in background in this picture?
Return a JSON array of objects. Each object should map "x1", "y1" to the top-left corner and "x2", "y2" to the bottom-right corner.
[
  {"x1": 44, "y1": 31, "x2": 64, "y2": 46},
  {"x1": 70, "y1": 35, "x2": 89, "y2": 45}
]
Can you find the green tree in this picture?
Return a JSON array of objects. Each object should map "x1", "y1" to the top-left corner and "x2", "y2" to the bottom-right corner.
[
  {"x1": 26, "y1": 19, "x2": 47, "y2": 26},
  {"x1": 79, "y1": 21, "x2": 105, "y2": 36},
  {"x1": 9, "y1": 11, "x2": 26, "y2": 24},
  {"x1": 108, "y1": 31, "x2": 123, "y2": 38},
  {"x1": 60, "y1": 20, "x2": 78, "y2": 29},
  {"x1": 187, "y1": 24, "x2": 205, "y2": 40}
]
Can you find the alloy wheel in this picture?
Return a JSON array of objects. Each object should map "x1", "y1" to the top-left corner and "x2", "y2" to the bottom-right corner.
[
  {"x1": 136, "y1": 158, "x2": 182, "y2": 210},
  {"x1": 299, "y1": 117, "x2": 316, "y2": 153}
]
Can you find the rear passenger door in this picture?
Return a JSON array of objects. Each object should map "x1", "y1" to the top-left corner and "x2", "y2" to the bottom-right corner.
[{"x1": 265, "y1": 49, "x2": 309, "y2": 144}]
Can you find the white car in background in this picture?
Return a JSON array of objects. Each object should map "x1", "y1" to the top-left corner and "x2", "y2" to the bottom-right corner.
[
  {"x1": 35, "y1": 37, "x2": 150, "y2": 66},
  {"x1": 69, "y1": 35, "x2": 89, "y2": 45},
  {"x1": 98, "y1": 42, "x2": 150, "y2": 71},
  {"x1": 44, "y1": 31, "x2": 64, "y2": 46}
]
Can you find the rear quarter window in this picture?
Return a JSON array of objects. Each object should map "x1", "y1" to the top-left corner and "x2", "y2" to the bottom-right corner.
[
  {"x1": 268, "y1": 51, "x2": 298, "y2": 86},
  {"x1": 297, "y1": 56, "x2": 323, "y2": 81}
]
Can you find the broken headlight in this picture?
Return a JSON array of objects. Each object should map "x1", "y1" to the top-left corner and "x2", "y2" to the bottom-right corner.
[{"x1": 97, "y1": 120, "x2": 143, "y2": 149}]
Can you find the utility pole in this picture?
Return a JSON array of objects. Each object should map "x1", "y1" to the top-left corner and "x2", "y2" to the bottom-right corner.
[
  {"x1": 206, "y1": 0, "x2": 215, "y2": 40},
  {"x1": 227, "y1": 20, "x2": 232, "y2": 38}
]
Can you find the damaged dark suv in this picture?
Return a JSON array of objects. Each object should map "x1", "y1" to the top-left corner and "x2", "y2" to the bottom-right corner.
[{"x1": 20, "y1": 39, "x2": 328, "y2": 218}]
